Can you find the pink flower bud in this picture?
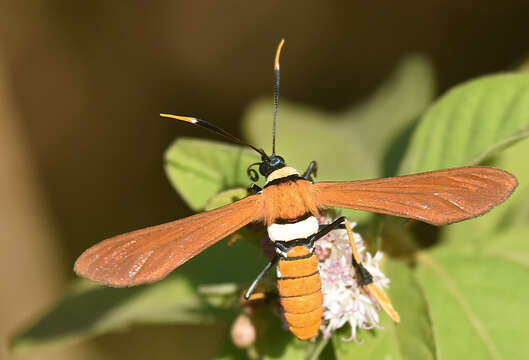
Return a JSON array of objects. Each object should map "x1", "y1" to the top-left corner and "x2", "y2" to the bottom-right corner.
[{"x1": 231, "y1": 314, "x2": 256, "y2": 348}]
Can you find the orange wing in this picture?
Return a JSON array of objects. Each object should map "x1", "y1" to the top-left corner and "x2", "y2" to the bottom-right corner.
[
  {"x1": 314, "y1": 166, "x2": 517, "y2": 226},
  {"x1": 74, "y1": 195, "x2": 264, "y2": 287}
]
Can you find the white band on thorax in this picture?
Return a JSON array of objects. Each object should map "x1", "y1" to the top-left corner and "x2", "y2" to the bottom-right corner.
[{"x1": 267, "y1": 216, "x2": 319, "y2": 242}]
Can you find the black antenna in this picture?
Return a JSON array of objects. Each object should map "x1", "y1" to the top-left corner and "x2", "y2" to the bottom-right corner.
[
  {"x1": 272, "y1": 39, "x2": 285, "y2": 155},
  {"x1": 160, "y1": 114, "x2": 268, "y2": 159}
]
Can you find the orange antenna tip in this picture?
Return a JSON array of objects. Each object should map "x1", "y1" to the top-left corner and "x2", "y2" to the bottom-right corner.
[
  {"x1": 160, "y1": 113, "x2": 198, "y2": 124},
  {"x1": 274, "y1": 39, "x2": 285, "y2": 71}
]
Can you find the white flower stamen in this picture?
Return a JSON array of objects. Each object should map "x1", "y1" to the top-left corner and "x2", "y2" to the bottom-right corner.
[{"x1": 316, "y1": 215, "x2": 394, "y2": 342}]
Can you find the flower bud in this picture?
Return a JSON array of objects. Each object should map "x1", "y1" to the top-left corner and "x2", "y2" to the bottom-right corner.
[{"x1": 231, "y1": 314, "x2": 256, "y2": 348}]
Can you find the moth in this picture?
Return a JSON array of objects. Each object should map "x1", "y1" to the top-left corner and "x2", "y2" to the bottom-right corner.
[{"x1": 75, "y1": 40, "x2": 517, "y2": 340}]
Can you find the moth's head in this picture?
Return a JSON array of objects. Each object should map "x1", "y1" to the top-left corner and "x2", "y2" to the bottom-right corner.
[
  {"x1": 246, "y1": 153, "x2": 292, "y2": 183},
  {"x1": 259, "y1": 154, "x2": 285, "y2": 177}
]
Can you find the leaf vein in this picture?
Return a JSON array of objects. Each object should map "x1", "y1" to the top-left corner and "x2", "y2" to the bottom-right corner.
[{"x1": 418, "y1": 253, "x2": 503, "y2": 360}]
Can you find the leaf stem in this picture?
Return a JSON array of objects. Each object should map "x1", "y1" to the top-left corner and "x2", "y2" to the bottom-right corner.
[{"x1": 307, "y1": 336, "x2": 331, "y2": 360}]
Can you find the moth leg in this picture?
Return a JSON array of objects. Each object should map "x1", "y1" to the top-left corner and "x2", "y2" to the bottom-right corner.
[
  {"x1": 245, "y1": 292, "x2": 267, "y2": 301},
  {"x1": 248, "y1": 183, "x2": 262, "y2": 195},
  {"x1": 343, "y1": 220, "x2": 400, "y2": 323},
  {"x1": 309, "y1": 216, "x2": 347, "y2": 243},
  {"x1": 318, "y1": 223, "x2": 346, "y2": 232},
  {"x1": 244, "y1": 255, "x2": 279, "y2": 300},
  {"x1": 302, "y1": 160, "x2": 318, "y2": 181}
]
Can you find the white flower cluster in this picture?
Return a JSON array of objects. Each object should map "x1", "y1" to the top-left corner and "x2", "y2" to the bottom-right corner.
[{"x1": 315, "y1": 215, "x2": 391, "y2": 342}]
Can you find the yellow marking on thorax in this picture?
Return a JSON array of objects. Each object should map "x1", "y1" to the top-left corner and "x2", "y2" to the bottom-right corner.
[{"x1": 266, "y1": 167, "x2": 300, "y2": 183}]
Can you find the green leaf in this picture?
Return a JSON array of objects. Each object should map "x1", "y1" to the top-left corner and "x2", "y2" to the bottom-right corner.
[
  {"x1": 491, "y1": 138, "x2": 529, "y2": 229},
  {"x1": 443, "y1": 136, "x2": 529, "y2": 246},
  {"x1": 165, "y1": 138, "x2": 260, "y2": 210},
  {"x1": 399, "y1": 74, "x2": 529, "y2": 251},
  {"x1": 205, "y1": 188, "x2": 249, "y2": 211},
  {"x1": 333, "y1": 260, "x2": 437, "y2": 360},
  {"x1": 332, "y1": 316, "x2": 398, "y2": 360},
  {"x1": 386, "y1": 260, "x2": 438, "y2": 360},
  {"x1": 258, "y1": 332, "x2": 307, "y2": 360},
  {"x1": 12, "y1": 233, "x2": 268, "y2": 355},
  {"x1": 243, "y1": 55, "x2": 435, "y2": 182},
  {"x1": 10, "y1": 276, "x2": 212, "y2": 355},
  {"x1": 415, "y1": 235, "x2": 529, "y2": 360},
  {"x1": 482, "y1": 226, "x2": 529, "y2": 267},
  {"x1": 400, "y1": 74, "x2": 529, "y2": 175}
]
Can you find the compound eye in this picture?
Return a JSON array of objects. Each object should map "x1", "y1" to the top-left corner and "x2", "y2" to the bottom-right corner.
[{"x1": 269, "y1": 156, "x2": 284, "y2": 167}]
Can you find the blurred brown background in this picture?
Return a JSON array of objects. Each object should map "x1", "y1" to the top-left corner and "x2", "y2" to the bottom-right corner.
[{"x1": 1, "y1": 1, "x2": 528, "y2": 359}]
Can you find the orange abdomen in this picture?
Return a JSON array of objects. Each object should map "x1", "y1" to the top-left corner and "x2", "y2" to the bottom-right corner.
[{"x1": 277, "y1": 245, "x2": 322, "y2": 340}]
